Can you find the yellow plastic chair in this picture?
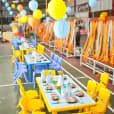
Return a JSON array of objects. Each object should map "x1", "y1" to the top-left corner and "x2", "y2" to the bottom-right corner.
[
  {"x1": 19, "y1": 110, "x2": 30, "y2": 114},
  {"x1": 13, "y1": 49, "x2": 22, "y2": 62},
  {"x1": 26, "y1": 49, "x2": 36, "y2": 55},
  {"x1": 37, "y1": 44, "x2": 45, "y2": 54},
  {"x1": 32, "y1": 111, "x2": 46, "y2": 114},
  {"x1": 42, "y1": 70, "x2": 56, "y2": 76},
  {"x1": 91, "y1": 88, "x2": 111, "y2": 114},
  {"x1": 100, "y1": 73, "x2": 109, "y2": 87},
  {"x1": 19, "y1": 96, "x2": 44, "y2": 112},
  {"x1": 86, "y1": 80, "x2": 97, "y2": 100},
  {"x1": 70, "y1": 112, "x2": 91, "y2": 114},
  {"x1": 17, "y1": 79, "x2": 39, "y2": 99}
]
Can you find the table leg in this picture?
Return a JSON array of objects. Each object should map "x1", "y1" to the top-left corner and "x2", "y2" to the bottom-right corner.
[
  {"x1": 52, "y1": 112, "x2": 58, "y2": 114},
  {"x1": 28, "y1": 65, "x2": 32, "y2": 82}
]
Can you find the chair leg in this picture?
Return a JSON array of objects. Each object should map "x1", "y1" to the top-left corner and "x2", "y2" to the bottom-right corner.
[
  {"x1": 33, "y1": 72, "x2": 36, "y2": 88},
  {"x1": 14, "y1": 72, "x2": 22, "y2": 84},
  {"x1": 24, "y1": 72, "x2": 28, "y2": 83}
]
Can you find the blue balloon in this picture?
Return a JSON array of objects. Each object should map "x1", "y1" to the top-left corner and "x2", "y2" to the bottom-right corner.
[
  {"x1": 20, "y1": 9, "x2": 27, "y2": 16},
  {"x1": 89, "y1": 0, "x2": 97, "y2": 8},
  {"x1": 54, "y1": 19, "x2": 70, "y2": 39},
  {"x1": 67, "y1": 7, "x2": 72, "y2": 14},
  {"x1": 2, "y1": 0, "x2": 6, "y2": 3},
  {"x1": 9, "y1": 23, "x2": 17, "y2": 27},
  {"x1": 7, "y1": 7, "x2": 11, "y2": 11},
  {"x1": 9, "y1": 11, "x2": 13, "y2": 15},
  {"x1": 29, "y1": 0, "x2": 38, "y2": 11},
  {"x1": 5, "y1": 2, "x2": 9, "y2": 8},
  {"x1": 46, "y1": 17, "x2": 50, "y2": 24}
]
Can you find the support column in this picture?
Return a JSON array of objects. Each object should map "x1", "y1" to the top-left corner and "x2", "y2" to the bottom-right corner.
[{"x1": 112, "y1": 0, "x2": 114, "y2": 16}]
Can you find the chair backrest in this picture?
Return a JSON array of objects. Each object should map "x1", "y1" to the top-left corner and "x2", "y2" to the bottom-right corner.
[
  {"x1": 42, "y1": 70, "x2": 56, "y2": 76},
  {"x1": 100, "y1": 73, "x2": 109, "y2": 87},
  {"x1": 37, "y1": 44, "x2": 45, "y2": 54},
  {"x1": 53, "y1": 54, "x2": 59, "y2": 63},
  {"x1": 86, "y1": 80, "x2": 97, "y2": 100},
  {"x1": 50, "y1": 52, "x2": 54, "y2": 62},
  {"x1": 58, "y1": 57, "x2": 62, "y2": 66},
  {"x1": 96, "y1": 88, "x2": 110, "y2": 113}
]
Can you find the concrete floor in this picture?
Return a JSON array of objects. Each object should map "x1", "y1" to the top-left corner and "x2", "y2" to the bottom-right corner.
[{"x1": 0, "y1": 43, "x2": 113, "y2": 114}]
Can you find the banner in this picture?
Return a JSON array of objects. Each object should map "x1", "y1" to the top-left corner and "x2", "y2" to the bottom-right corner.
[{"x1": 78, "y1": 3, "x2": 88, "y2": 12}]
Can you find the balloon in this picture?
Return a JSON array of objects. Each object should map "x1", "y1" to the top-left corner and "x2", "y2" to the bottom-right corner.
[
  {"x1": 17, "y1": 4, "x2": 23, "y2": 12},
  {"x1": 20, "y1": 9, "x2": 27, "y2": 16},
  {"x1": 101, "y1": 12, "x2": 108, "y2": 17},
  {"x1": 66, "y1": 7, "x2": 71, "y2": 14},
  {"x1": 11, "y1": 4, "x2": 16, "y2": 9},
  {"x1": 99, "y1": 17, "x2": 105, "y2": 21},
  {"x1": 48, "y1": 0, "x2": 66, "y2": 20},
  {"x1": 29, "y1": 0, "x2": 38, "y2": 11},
  {"x1": 46, "y1": 9, "x2": 48, "y2": 13},
  {"x1": 2, "y1": 0, "x2": 6, "y2": 3},
  {"x1": 5, "y1": 2, "x2": 9, "y2": 8},
  {"x1": 33, "y1": 9, "x2": 42, "y2": 20},
  {"x1": 18, "y1": 17, "x2": 22, "y2": 23},
  {"x1": 21, "y1": 16, "x2": 28, "y2": 23},
  {"x1": 9, "y1": 11, "x2": 13, "y2": 15},
  {"x1": 46, "y1": 17, "x2": 50, "y2": 24},
  {"x1": 12, "y1": 26, "x2": 17, "y2": 30},
  {"x1": 7, "y1": 7, "x2": 11, "y2": 11},
  {"x1": 10, "y1": 23, "x2": 17, "y2": 27},
  {"x1": 17, "y1": 13, "x2": 21, "y2": 18},
  {"x1": 54, "y1": 19, "x2": 70, "y2": 39},
  {"x1": 68, "y1": 0, "x2": 72, "y2": 2},
  {"x1": 28, "y1": 16, "x2": 37, "y2": 28},
  {"x1": 89, "y1": 0, "x2": 97, "y2": 8}
]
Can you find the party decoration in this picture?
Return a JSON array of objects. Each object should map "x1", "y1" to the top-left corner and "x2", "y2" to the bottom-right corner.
[
  {"x1": 54, "y1": 19, "x2": 70, "y2": 39},
  {"x1": 17, "y1": 4, "x2": 23, "y2": 12},
  {"x1": 7, "y1": 7, "x2": 11, "y2": 11},
  {"x1": 9, "y1": 11, "x2": 13, "y2": 15},
  {"x1": 89, "y1": 0, "x2": 97, "y2": 8},
  {"x1": 18, "y1": 17, "x2": 22, "y2": 23},
  {"x1": 10, "y1": 23, "x2": 17, "y2": 27},
  {"x1": 5, "y1": 2, "x2": 9, "y2": 8},
  {"x1": 101, "y1": 12, "x2": 108, "y2": 17},
  {"x1": 11, "y1": 4, "x2": 16, "y2": 9},
  {"x1": 12, "y1": 26, "x2": 17, "y2": 30},
  {"x1": 17, "y1": 13, "x2": 21, "y2": 18},
  {"x1": 20, "y1": 9, "x2": 27, "y2": 16},
  {"x1": 33, "y1": 9, "x2": 42, "y2": 20},
  {"x1": 28, "y1": 16, "x2": 37, "y2": 28},
  {"x1": 48, "y1": 0, "x2": 66, "y2": 20},
  {"x1": 66, "y1": 7, "x2": 71, "y2": 14},
  {"x1": 21, "y1": 16, "x2": 28, "y2": 23},
  {"x1": 46, "y1": 17, "x2": 50, "y2": 24},
  {"x1": 68, "y1": 0, "x2": 72, "y2": 2},
  {"x1": 46, "y1": 9, "x2": 48, "y2": 13},
  {"x1": 29, "y1": 0, "x2": 38, "y2": 11},
  {"x1": 2, "y1": 0, "x2": 6, "y2": 3}
]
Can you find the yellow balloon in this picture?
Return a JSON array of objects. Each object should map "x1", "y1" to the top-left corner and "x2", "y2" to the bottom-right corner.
[
  {"x1": 33, "y1": 9, "x2": 42, "y2": 20},
  {"x1": 11, "y1": 4, "x2": 16, "y2": 9},
  {"x1": 46, "y1": 9, "x2": 48, "y2": 13},
  {"x1": 18, "y1": 17, "x2": 22, "y2": 23},
  {"x1": 48, "y1": 0, "x2": 66, "y2": 20},
  {"x1": 12, "y1": 26, "x2": 17, "y2": 30},
  {"x1": 21, "y1": 16, "x2": 28, "y2": 23}
]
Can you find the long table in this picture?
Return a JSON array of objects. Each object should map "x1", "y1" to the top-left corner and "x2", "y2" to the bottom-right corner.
[
  {"x1": 24, "y1": 53, "x2": 51, "y2": 82},
  {"x1": 36, "y1": 75, "x2": 96, "y2": 114}
]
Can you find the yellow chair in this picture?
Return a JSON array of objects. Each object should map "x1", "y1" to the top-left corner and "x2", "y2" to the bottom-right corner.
[
  {"x1": 19, "y1": 110, "x2": 30, "y2": 114},
  {"x1": 32, "y1": 111, "x2": 46, "y2": 114},
  {"x1": 37, "y1": 44, "x2": 44, "y2": 54},
  {"x1": 91, "y1": 88, "x2": 111, "y2": 114},
  {"x1": 86, "y1": 80, "x2": 97, "y2": 100},
  {"x1": 19, "y1": 96, "x2": 44, "y2": 112},
  {"x1": 26, "y1": 49, "x2": 36, "y2": 55},
  {"x1": 42, "y1": 70, "x2": 56, "y2": 76},
  {"x1": 13, "y1": 49, "x2": 22, "y2": 62},
  {"x1": 71, "y1": 88, "x2": 110, "y2": 114},
  {"x1": 17, "y1": 79, "x2": 39, "y2": 99},
  {"x1": 100, "y1": 73, "x2": 109, "y2": 87}
]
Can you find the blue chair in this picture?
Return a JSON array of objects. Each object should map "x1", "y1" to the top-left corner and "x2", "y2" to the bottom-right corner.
[
  {"x1": 33, "y1": 64, "x2": 48, "y2": 88},
  {"x1": 50, "y1": 52, "x2": 54, "y2": 62},
  {"x1": 49, "y1": 54, "x2": 59, "y2": 68},
  {"x1": 49, "y1": 57, "x2": 62, "y2": 73},
  {"x1": 31, "y1": 39, "x2": 36, "y2": 47},
  {"x1": 13, "y1": 56, "x2": 28, "y2": 83}
]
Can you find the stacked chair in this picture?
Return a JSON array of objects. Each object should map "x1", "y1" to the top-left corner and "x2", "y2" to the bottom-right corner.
[
  {"x1": 49, "y1": 52, "x2": 62, "y2": 73},
  {"x1": 13, "y1": 56, "x2": 28, "y2": 84},
  {"x1": 17, "y1": 79, "x2": 45, "y2": 114}
]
